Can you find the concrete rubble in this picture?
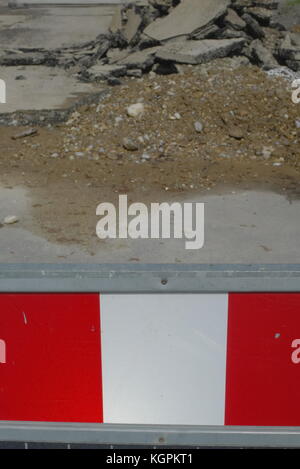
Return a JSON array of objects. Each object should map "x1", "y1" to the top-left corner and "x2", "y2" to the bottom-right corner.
[
  {"x1": 143, "y1": 0, "x2": 231, "y2": 42},
  {"x1": 1, "y1": 0, "x2": 294, "y2": 76},
  {"x1": 0, "y1": 0, "x2": 300, "y2": 123},
  {"x1": 156, "y1": 38, "x2": 246, "y2": 65}
]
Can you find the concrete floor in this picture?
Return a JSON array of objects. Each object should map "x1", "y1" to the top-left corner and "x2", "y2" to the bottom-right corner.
[
  {"x1": 0, "y1": 66, "x2": 105, "y2": 117},
  {"x1": 0, "y1": 186, "x2": 299, "y2": 264},
  {"x1": 0, "y1": 4, "x2": 113, "y2": 119},
  {"x1": 12, "y1": 0, "x2": 124, "y2": 4},
  {"x1": 0, "y1": 4, "x2": 117, "y2": 49}
]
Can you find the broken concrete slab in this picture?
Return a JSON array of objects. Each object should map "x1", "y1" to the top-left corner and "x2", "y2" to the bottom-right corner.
[
  {"x1": 0, "y1": 51, "x2": 55, "y2": 66},
  {"x1": 233, "y1": 0, "x2": 278, "y2": 11},
  {"x1": 144, "y1": 0, "x2": 231, "y2": 42},
  {"x1": 246, "y1": 6, "x2": 274, "y2": 25},
  {"x1": 278, "y1": 33, "x2": 298, "y2": 60},
  {"x1": 110, "y1": 6, "x2": 125, "y2": 36},
  {"x1": 217, "y1": 28, "x2": 249, "y2": 40},
  {"x1": 233, "y1": 0, "x2": 255, "y2": 10},
  {"x1": 156, "y1": 38, "x2": 246, "y2": 65},
  {"x1": 250, "y1": 38, "x2": 278, "y2": 69},
  {"x1": 224, "y1": 8, "x2": 247, "y2": 30},
  {"x1": 11, "y1": 127, "x2": 37, "y2": 139},
  {"x1": 84, "y1": 63, "x2": 127, "y2": 81},
  {"x1": 149, "y1": 0, "x2": 173, "y2": 15},
  {"x1": 280, "y1": 33, "x2": 300, "y2": 71},
  {"x1": 253, "y1": 0, "x2": 279, "y2": 9},
  {"x1": 0, "y1": 65, "x2": 107, "y2": 125},
  {"x1": 290, "y1": 32, "x2": 300, "y2": 49},
  {"x1": 152, "y1": 60, "x2": 180, "y2": 75},
  {"x1": 126, "y1": 68, "x2": 142, "y2": 77},
  {"x1": 109, "y1": 3, "x2": 148, "y2": 45},
  {"x1": 107, "y1": 47, "x2": 130, "y2": 64},
  {"x1": 122, "y1": 6, "x2": 143, "y2": 43},
  {"x1": 116, "y1": 46, "x2": 161, "y2": 69},
  {"x1": 0, "y1": 5, "x2": 117, "y2": 50},
  {"x1": 242, "y1": 12, "x2": 265, "y2": 38},
  {"x1": 190, "y1": 24, "x2": 220, "y2": 40},
  {"x1": 10, "y1": 0, "x2": 126, "y2": 5}
]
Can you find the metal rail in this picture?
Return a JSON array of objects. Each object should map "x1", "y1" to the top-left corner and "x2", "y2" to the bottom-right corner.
[
  {"x1": 0, "y1": 263, "x2": 299, "y2": 292},
  {"x1": 0, "y1": 422, "x2": 300, "y2": 448}
]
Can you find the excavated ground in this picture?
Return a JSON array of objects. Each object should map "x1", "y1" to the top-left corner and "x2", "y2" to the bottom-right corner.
[{"x1": 0, "y1": 60, "x2": 300, "y2": 249}]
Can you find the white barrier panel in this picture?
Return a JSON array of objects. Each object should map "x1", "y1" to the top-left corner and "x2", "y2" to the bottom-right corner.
[{"x1": 101, "y1": 294, "x2": 228, "y2": 426}]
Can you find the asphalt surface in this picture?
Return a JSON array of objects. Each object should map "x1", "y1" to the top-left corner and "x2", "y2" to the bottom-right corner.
[{"x1": 0, "y1": 186, "x2": 299, "y2": 264}]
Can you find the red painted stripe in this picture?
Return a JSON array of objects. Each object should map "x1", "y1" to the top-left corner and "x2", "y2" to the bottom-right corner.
[
  {"x1": 0, "y1": 293, "x2": 103, "y2": 423},
  {"x1": 225, "y1": 293, "x2": 300, "y2": 426}
]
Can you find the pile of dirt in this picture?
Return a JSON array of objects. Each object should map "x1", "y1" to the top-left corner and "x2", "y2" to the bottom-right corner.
[{"x1": 1, "y1": 59, "x2": 300, "y2": 194}]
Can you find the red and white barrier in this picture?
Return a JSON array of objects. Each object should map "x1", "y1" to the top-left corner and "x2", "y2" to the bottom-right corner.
[{"x1": 0, "y1": 292, "x2": 299, "y2": 426}]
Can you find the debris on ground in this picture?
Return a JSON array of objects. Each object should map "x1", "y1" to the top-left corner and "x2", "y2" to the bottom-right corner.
[
  {"x1": 1, "y1": 0, "x2": 299, "y2": 90},
  {"x1": 0, "y1": 0, "x2": 300, "y2": 249},
  {"x1": 11, "y1": 128, "x2": 38, "y2": 140},
  {"x1": 1, "y1": 59, "x2": 300, "y2": 194},
  {"x1": 3, "y1": 215, "x2": 19, "y2": 225}
]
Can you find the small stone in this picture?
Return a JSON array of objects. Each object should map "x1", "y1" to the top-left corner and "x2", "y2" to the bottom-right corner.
[
  {"x1": 169, "y1": 113, "x2": 181, "y2": 120},
  {"x1": 123, "y1": 137, "x2": 139, "y2": 151},
  {"x1": 228, "y1": 125, "x2": 244, "y2": 139},
  {"x1": 11, "y1": 128, "x2": 37, "y2": 140},
  {"x1": 50, "y1": 152, "x2": 59, "y2": 158},
  {"x1": 107, "y1": 77, "x2": 122, "y2": 86},
  {"x1": 127, "y1": 103, "x2": 145, "y2": 118},
  {"x1": 141, "y1": 153, "x2": 151, "y2": 160},
  {"x1": 194, "y1": 121, "x2": 204, "y2": 133},
  {"x1": 115, "y1": 116, "x2": 123, "y2": 125},
  {"x1": 126, "y1": 69, "x2": 143, "y2": 78},
  {"x1": 295, "y1": 120, "x2": 300, "y2": 129},
  {"x1": 3, "y1": 215, "x2": 19, "y2": 225},
  {"x1": 262, "y1": 146, "x2": 274, "y2": 159}
]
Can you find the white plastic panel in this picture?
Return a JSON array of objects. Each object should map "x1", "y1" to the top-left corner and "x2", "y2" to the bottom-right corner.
[{"x1": 100, "y1": 293, "x2": 228, "y2": 425}]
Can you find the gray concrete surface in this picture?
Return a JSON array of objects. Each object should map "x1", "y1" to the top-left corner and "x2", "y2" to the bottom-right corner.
[
  {"x1": 0, "y1": 186, "x2": 299, "y2": 263},
  {"x1": 144, "y1": 0, "x2": 230, "y2": 42},
  {"x1": 11, "y1": 1, "x2": 125, "y2": 4},
  {"x1": 0, "y1": 4, "x2": 116, "y2": 49},
  {"x1": 0, "y1": 66, "x2": 105, "y2": 118},
  {"x1": 0, "y1": 3, "x2": 115, "y2": 120},
  {"x1": 276, "y1": 0, "x2": 300, "y2": 29}
]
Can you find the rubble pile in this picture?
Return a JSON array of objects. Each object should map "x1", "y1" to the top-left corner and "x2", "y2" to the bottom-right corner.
[
  {"x1": 79, "y1": 0, "x2": 285, "y2": 82},
  {"x1": 79, "y1": 0, "x2": 300, "y2": 84},
  {"x1": 67, "y1": 0, "x2": 300, "y2": 80},
  {"x1": 1, "y1": 0, "x2": 300, "y2": 85},
  {"x1": 2, "y1": 60, "x2": 300, "y2": 208}
]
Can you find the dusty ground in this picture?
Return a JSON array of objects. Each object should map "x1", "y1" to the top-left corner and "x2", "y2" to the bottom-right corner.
[{"x1": 0, "y1": 59, "x2": 300, "y2": 249}]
